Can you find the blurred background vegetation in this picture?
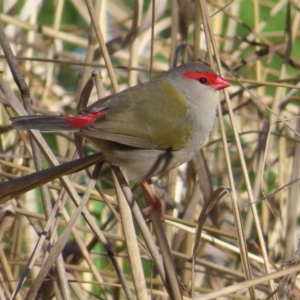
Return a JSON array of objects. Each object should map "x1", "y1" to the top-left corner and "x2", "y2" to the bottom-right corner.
[{"x1": 0, "y1": 0, "x2": 300, "y2": 299}]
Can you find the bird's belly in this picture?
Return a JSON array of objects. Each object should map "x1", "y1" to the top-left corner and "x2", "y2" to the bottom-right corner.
[{"x1": 88, "y1": 138, "x2": 203, "y2": 183}]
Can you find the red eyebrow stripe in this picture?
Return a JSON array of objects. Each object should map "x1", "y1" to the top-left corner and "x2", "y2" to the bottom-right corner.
[{"x1": 182, "y1": 71, "x2": 217, "y2": 81}]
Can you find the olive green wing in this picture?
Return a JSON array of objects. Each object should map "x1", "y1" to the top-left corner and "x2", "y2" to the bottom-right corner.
[{"x1": 80, "y1": 78, "x2": 194, "y2": 150}]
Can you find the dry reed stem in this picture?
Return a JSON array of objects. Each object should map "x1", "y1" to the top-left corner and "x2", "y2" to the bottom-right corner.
[{"x1": 0, "y1": 0, "x2": 300, "y2": 299}]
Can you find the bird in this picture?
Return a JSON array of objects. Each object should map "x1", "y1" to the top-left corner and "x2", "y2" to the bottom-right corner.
[{"x1": 1, "y1": 63, "x2": 230, "y2": 202}]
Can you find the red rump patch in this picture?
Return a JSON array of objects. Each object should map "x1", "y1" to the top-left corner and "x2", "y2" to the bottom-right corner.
[
  {"x1": 65, "y1": 111, "x2": 104, "y2": 129},
  {"x1": 183, "y1": 71, "x2": 217, "y2": 85}
]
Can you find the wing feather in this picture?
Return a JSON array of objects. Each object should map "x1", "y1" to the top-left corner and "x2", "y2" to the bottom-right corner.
[{"x1": 79, "y1": 77, "x2": 194, "y2": 150}]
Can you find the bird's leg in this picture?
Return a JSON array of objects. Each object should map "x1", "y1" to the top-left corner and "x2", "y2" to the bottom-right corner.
[{"x1": 141, "y1": 180, "x2": 165, "y2": 220}]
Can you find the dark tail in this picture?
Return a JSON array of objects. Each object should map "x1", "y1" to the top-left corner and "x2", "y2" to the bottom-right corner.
[
  {"x1": 0, "y1": 152, "x2": 104, "y2": 203},
  {"x1": 10, "y1": 115, "x2": 79, "y2": 132}
]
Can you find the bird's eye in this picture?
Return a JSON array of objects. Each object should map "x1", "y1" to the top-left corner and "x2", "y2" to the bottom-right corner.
[{"x1": 199, "y1": 78, "x2": 207, "y2": 84}]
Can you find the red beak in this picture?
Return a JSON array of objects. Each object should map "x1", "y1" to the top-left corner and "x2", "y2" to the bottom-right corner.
[{"x1": 213, "y1": 76, "x2": 230, "y2": 91}]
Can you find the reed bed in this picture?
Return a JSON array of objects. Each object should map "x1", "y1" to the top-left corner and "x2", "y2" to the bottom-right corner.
[{"x1": 0, "y1": 0, "x2": 300, "y2": 299}]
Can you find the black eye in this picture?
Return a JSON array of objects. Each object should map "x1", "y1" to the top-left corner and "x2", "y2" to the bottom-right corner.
[{"x1": 199, "y1": 78, "x2": 207, "y2": 84}]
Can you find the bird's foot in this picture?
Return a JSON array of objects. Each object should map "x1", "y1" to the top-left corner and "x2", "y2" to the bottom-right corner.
[{"x1": 141, "y1": 181, "x2": 165, "y2": 221}]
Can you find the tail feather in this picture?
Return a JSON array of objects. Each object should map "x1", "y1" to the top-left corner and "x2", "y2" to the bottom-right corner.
[{"x1": 10, "y1": 115, "x2": 79, "y2": 132}]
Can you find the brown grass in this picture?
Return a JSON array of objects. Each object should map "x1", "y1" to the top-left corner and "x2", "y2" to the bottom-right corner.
[{"x1": 0, "y1": 0, "x2": 300, "y2": 299}]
